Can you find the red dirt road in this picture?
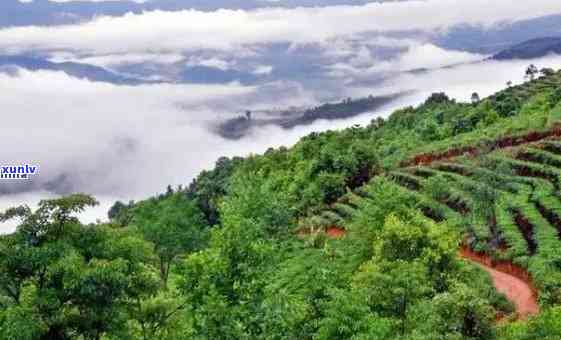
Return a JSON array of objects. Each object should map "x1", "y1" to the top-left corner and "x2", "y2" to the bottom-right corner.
[
  {"x1": 459, "y1": 248, "x2": 539, "y2": 319},
  {"x1": 474, "y1": 262, "x2": 539, "y2": 319}
]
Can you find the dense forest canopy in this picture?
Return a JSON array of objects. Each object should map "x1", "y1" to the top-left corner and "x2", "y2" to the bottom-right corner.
[{"x1": 4, "y1": 67, "x2": 561, "y2": 339}]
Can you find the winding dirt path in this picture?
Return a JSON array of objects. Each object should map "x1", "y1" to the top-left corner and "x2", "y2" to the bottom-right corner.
[
  {"x1": 459, "y1": 248, "x2": 539, "y2": 320},
  {"x1": 479, "y1": 263, "x2": 539, "y2": 319}
]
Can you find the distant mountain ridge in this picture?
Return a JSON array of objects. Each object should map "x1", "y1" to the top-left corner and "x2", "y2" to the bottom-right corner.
[
  {"x1": 492, "y1": 37, "x2": 561, "y2": 60},
  {"x1": 0, "y1": 55, "x2": 150, "y2": 84},
  {"x1": 215, "y1": 92, "x2": 406, "y2": 139}
]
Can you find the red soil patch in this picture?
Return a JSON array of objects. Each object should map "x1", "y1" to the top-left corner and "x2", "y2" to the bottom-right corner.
[
  {"x1": 459, "y1": 246, "x2": 539, "y2": 320},
  {"x1": 410, "y1": 146, "x2": 478, "y2": 166},
  {"x1": 296, "y1": 226, "x2": 346, "y2": 239},
  {"x1": 325, "y1": 226, "x2": 346, "y2": 238}
]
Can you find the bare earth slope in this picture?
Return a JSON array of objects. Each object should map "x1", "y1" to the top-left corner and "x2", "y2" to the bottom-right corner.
[
  {"x1": 460, "y1": 248, "x2": 539, "y2": 319},
  {"x1": 480, "y1": 264, "x2": 539, "y2": 319}
]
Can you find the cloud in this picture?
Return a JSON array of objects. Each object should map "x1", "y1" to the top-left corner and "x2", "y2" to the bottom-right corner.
[
  {"x1": 380, "y1": 44, "x2": 485, "y2": 71},
  {"x1": 0, "y1": 68, "x2": 321, "y2": 199},
  {"x1": 185, "y1": 56, "x2": 234, "y2": 71},
  {"x1": 55, "y1": 53, "x2": 185, "y2": 67},
  {"x1": 326, "y1": 43, "x2": 487, "y2": 80},
  {"x1": 0, "y1": 69, "x2": 250, "y2": 194},
  {"x1": 1, "y1": 1, "x2": 560, "y2": 56},
  {"x1": 252, "y1": 65, "x2": 273, "y2": 75}
]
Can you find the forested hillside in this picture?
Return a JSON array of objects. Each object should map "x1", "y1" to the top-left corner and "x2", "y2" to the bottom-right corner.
[
  {"x1": 3, "y1": 67, "x2": 561, "y2": 339},
  {"x1": 492, "y1": 37, "x2": 561, "y2": 60}
]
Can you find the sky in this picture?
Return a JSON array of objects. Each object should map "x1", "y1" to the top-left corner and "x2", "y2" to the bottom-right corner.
[{"x1": 1, "y1": 0, "x2": 561, "y2": 232}]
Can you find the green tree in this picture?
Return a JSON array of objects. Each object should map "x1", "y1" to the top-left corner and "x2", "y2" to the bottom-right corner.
[
  {"x1": 132, "y1": 193, "x2": 208, "y2": 287},
  {"x1": 316, "y1": 288, "x2": 395, "y2": 340},
  {"x1": 540, "y1": 67, "x2": 555, "y2": 77},
  {"x1": 408, "y1": 283, "x2": 495, "y2": 339},
  {"x1": 471, "y1": 92, "x2": 481, "y2": 104},
  {"x1": 178, "y1": 219, "x2": 277, "y2": 339},
  {"x1": 220, "y1": 171, "x2": 295, "y2": 236},
  {"x1": 0, "y1": 195, "x2": 160, "y2": 340},
  {"x1": 187, "y1": 156, "x2": 244, "y2": 225},
  {"x1": 108, "y1": 200, "x2": 135, "y2": 226},
  {"x1": 525, "y1": 64, "x2": 539, "y2": 81},
  {"x1": 353, "y1": 260, "x2": 431, "y2": 334}
]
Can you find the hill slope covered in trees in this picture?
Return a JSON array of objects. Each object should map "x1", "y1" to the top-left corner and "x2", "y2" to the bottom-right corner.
[
  {"x1": 3, "y1": 68, "x2": 561, "y2": 339},
  {"x1": 492, "y1": 37, "x2": 561, "y2": 60}
]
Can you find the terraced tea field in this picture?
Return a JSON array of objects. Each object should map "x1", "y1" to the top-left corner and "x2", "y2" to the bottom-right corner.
[{"x1": 312, "y1": 135, "x2": 561, "y2": 309}]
